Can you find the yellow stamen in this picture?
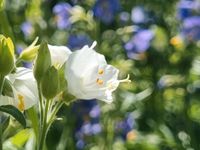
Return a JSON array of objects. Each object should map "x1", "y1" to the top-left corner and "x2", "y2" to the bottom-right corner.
[
  {"x1": 98, "y1": 69, "x2": 104, "y2": 75},
  {"x1": 96, "y1": 78, "x2": 103, "y2": 85},
  {"x1": 17, "y1": 94, "x2": 25, "y2": 111}
]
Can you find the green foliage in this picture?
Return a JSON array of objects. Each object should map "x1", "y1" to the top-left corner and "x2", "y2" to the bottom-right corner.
[
  {"x1": 0, "y1": 105, "x2": 26, "y2": 128},
  {"x1": 0, "y1": 0, "x2": 200, "y2": 149}
]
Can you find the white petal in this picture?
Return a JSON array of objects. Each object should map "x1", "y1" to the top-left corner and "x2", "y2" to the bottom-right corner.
[
  {"x1": 0, "y1": 95, "x2": 14, "y2": 106},
  {"x1": 7, "y1": 67, "x2": 38, "y2": 110},
  {"x1": 48, "y1": 44, "x2": 72, "y2": 67},
  {"x1": 66, "y1": 46, "x2": 106, "y2": 77},
  {"x1": 8, "y1": 67, "x2": 34, "y2": 83},
  {"x1": 65, "y1": 42, "x2": 120, "y2": 103}
]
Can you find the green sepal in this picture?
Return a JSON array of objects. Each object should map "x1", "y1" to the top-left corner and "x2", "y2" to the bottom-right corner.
[
  {"x1": 41, "y1": 66, "x2": 59, "y2": 99},
  {"x1": 33, "y1": 41, "x2": 51, "y2": 83},
  {"x1": 62, "y1": 90, "x2": 76, "y2": 105},
  {"x1": 57, "y1": 64, "x2": 67, "y2": 93}
]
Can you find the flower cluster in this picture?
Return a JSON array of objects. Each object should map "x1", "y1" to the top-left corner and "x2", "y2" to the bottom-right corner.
[
  {"x1": 0, "y1": 35, "x2": 130, "y2": 109},
  {"x1": 0, "y1": 33, "x2": 130, "y2": 149},
  {"x1": 177, "y1": 0, "x2": 200, "y2": 42}
]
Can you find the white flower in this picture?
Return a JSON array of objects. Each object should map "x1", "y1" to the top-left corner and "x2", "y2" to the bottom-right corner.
[
  {"x1": 48, "y1": 45, "x2": 72, "y2": 68},
  {"x1": 0, "y1": 67, "x2": 38, "y2": 111},
  {"x1": 65, "y1": 41, "x2": 130, "y2": 103}
]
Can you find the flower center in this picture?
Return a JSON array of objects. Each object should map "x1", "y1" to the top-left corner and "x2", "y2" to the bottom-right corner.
[{"x1": 17, "y1": 94, "x2": 25, "y2": 111}]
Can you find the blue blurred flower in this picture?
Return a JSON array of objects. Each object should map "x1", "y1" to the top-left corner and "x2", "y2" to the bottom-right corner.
[
  {"x1": 89, "y1": 105, "x2": 100, "y2": 118},
  {"x1": 115, "y1": 113, "x2": 135, "y2": 139},
  {"x1": 76, "y1": 139, "x2": 85, "y2": 149},
  {"x1": 68, "y1": 34, "x2": 92, "y2": 50},
  {"x1": 93, "y1": 0, "x2": 120, "y2": 24},
  {"x1": 177, "y1": 0, "x2": 200, "y2": 20},
  {"x1": 21, "y1": 21, "x2": 34, "y2": 37},
  {"x1": 131, "y1": 6, "x2": 146, "y2": 24},
  {"x1": 119, "y1": 12, "x2": 130, "y2": 24},
  {"x1": 182, "y1": 16, "x2": 200, "y2": 41},
  {"x1": 53, "y1": 2, "x2": 72, "y2": 30},
  {"x1": 72, "y1": 100, "x2": 101, "y2": 149},
  {"x1": 124, "y1": 29, "x2": 154, "y2": 59}
]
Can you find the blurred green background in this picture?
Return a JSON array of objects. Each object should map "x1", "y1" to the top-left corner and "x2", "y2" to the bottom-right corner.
[{"x1": 1, "y1": 0, "x2": 200, "y2": 149}]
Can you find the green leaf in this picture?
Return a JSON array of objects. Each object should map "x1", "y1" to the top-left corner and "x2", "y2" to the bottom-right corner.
[
  {"x1": 0, "y1": 105, "x2": 26, "y2": 128},
  {"x1": 26, "y1": 107, "x2": 39, "y2": 139},
  {"x1": 11, "y1": 129, "x2": 31, "y2": 148},
  {"x1": 2, "y1": 116, "x2": 10, "y2": 132}
]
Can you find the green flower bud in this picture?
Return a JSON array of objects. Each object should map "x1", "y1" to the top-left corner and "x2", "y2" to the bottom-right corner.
[
  {"x1": 19, "y1": 37, "x2": 39, "y2": 62},
  {"x1": 41, "y1": 66, "x2": 59, "y2": 99},
  {"x1": 33, "y1": 41, "x2": 51, "y2": 82},
  {"x1": 0, "y1": 35, "x2": 15, "y2": 76},
  {"x1": 0, "y1": 0, "x2": 4, "y2": 10}
]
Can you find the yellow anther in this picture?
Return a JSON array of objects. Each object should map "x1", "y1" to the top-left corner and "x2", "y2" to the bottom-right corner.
[
  {"x1": 96, "y1": 78, "x2": 103, "y2": 85},
  {"x1": 98, "y1": 69, "x2": 104, "y2": 75},
  {"x1": 17, "y1": 94, "x2": 25, "y2": 111}
]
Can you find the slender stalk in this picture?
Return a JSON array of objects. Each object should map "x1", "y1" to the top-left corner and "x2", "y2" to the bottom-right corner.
[
  {"x1": 37, "y1": 84, "x2": 43, "y2": 121},
  {"x1": 15, "y1": 58, "x2": 22, "y2": 66},
  {"x1": 37, "y1": 82, "x2": 44, "y2": 150},
  {"x1": 47, "y1": 101, "x2": 64, "y2": 126},
  {"x1": 0, "y1": 75, "x2": 5, "y2": 150},
  {"x1": 38, "y1": 100, "x2": 50, "y2": 150},
  {"x1": 0, "y1": 75, "x2": 5, "y2": 94},
  {"x1": 0, "y1": 123, "x2": 2, "y2": 150}
]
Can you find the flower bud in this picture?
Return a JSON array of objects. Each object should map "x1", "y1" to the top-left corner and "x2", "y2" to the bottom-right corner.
[
  {"x1": 0, "y1": 0, "x2": 4, "y2": 10},
  {"x1": 0, "y1": 35, "x2": 15, "y2": 76},
  {"x1": 41, "y1": 66, "x2": 59, "y2": 99},
  {"x1": 33, "y1": 41, "x2": 51, "y2": 82},
  {"x1": 19, "y1": 37, "x2": 39, "y2": 61}
]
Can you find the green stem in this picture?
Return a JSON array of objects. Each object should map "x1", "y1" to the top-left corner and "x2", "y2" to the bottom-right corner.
[
  {"x1": 0, "y1": 124, "x2": 2, "y2": 150},
  {"x1": 47, "y1": 101, "x2": 64, "y2": 126},
  {"x1": 15, "y1": 58, "x2": 22, "y2": 66},
  {"x1": 37, "y1": 84, "x2": 43, "y2": 126},
  {"x1": 0, "y1": 75, "x2": 5, "y2": 95},
  {"x1": 37, "y1": 82, "x2": 44, "y2": 150},
  {"x1": 38, "y1": 100, "x2": 50, "y2": 150}
]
